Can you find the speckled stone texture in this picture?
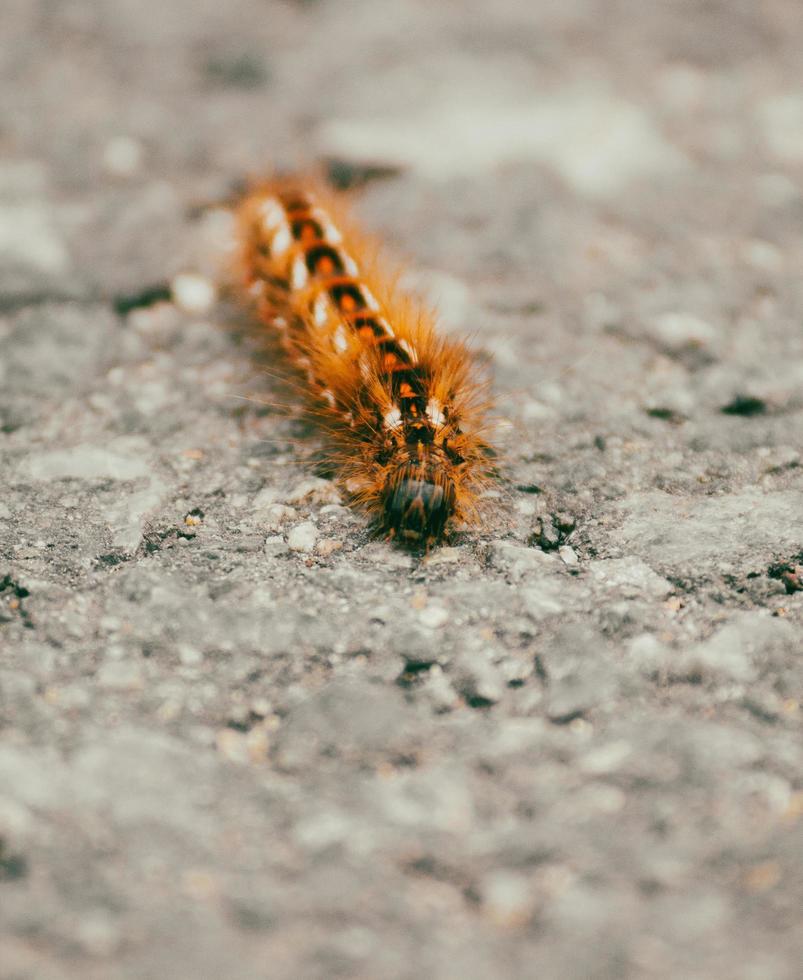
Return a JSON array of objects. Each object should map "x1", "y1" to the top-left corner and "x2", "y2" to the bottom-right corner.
[{"x1": 1, "y1": 2, "x2": 802, "y2": 978}]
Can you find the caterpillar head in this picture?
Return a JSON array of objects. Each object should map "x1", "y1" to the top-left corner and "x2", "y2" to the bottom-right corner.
[{"x1": 382, "y1": 464, "x2": 456, "y2": 545}]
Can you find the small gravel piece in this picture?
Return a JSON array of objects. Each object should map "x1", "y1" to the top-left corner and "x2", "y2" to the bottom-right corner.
[{"x1": 287, "y1": 522, "x2": 318, "y2": 553}]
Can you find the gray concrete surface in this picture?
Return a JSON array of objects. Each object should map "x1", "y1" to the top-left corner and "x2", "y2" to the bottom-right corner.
[{"x1": 1, "y1": 2, "x2": 802, "y2": 978}]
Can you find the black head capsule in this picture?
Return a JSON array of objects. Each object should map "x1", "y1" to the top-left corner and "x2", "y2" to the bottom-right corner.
[{"x1": 383, "y1": 475, "x2": 455, "y2": 545}]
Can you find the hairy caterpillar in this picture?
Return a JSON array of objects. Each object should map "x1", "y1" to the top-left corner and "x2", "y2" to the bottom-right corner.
[{"x1": 232, "y1": 180, "x2": 493, "y2": 546}]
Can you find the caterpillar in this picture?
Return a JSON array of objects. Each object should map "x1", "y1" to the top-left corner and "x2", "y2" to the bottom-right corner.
[{"x1": 231, "y1": 179, "x2": 493, "y2": 546}]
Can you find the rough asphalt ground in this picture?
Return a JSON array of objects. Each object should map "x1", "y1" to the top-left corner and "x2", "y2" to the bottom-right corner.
[{"x1": 1, "y1": 2, "x2": 802, "y2": 978}]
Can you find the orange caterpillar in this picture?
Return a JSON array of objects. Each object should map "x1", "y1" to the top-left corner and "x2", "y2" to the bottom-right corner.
[{"x1": 233, "y1": 180, "x2": 492, "y2": 545}]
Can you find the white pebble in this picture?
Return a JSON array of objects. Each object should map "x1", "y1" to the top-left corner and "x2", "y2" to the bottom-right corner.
[
  {"x1": 263, "y1": 504, "x2": 297, "y2": 529},
  {"x1": 178, "y1": 645, "x2": 203, "y2": 666},
  {"x1": 285, "y1": 477, "x2": 341, "y2": 506},
  {"x1": 647, "y1": 312, "x2": 718, "y2": 349},
  {"x1": 287, "y1": 522, "x2": 318, "y2": 553},
  {"x1": 315, "y1": 538, "x2": 343, "y2": 557},
  {"x1": 418, "y1": 602, "x2": 450, "y2": 630},
  {"x1": 101, "y1": 136, "x2": 144, "y2": 178},
  {"x1": 171, "y1": 272, "x2": 218, "y2": 316},
  {"x1": 481, "y1": 871, "x2": 535, "y2": 928},
  {"x1": 558, "y1": 546, "x2": 578, "y2": 565}
]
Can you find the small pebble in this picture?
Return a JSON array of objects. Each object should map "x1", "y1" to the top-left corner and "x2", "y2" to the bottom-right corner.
[
  {"x1": 647, "y1": 312, "x2": 718, "y2": 349},
  {"x1": 418, "y1": 602, "x2": 449, "y2": 630},
  {"x1": 101, "y1": 135, "x2": 144, "y2": 178},
  {"x1": 263, "y1": 504, "x2": 297, "y2": 529},
  {"x1": 171, "y1": 272, "x2": 217, "y2": 316},
  {"x1": 285, "y1": 478, "x2": 341, "y2": 506},
  {"x1": 481, "y1": 871, "x2": 536, "y2": 929},
  {"x1": 532, "y1": 515, "x2": 560, "y2": 551},
  {"x1": 315, "y1": 538, "x2": 343, "y2": 557},
  {"x1": 287, "y1": 522, "x2": 318, "y2": 553},
  {"x1": 177, "y1": 645, "x2": 203, "y2": 666}
]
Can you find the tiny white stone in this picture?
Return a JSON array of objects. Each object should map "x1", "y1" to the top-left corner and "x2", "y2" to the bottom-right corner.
[
  {"x1": 648, "y1": 312, "x2": 718, "y2": 349},
  {"x1": 178, "y1": 645, "x2": 204, "y2": 666},
  {"x1": 264, "y1": 504, "x2": 297, "y2": 527},
  {"x1": 101, "y1": 135, "x2": 144, "y2": 178},
  {"x1": 287, "y1": 522, "x2": 318, "y2": 553},
  {"x1": 315, "y1": 538, "x2": 343, "y2": 557},
  {"x1": 418, "y1": 602, "x2": 449, "y2": 629},
  {"x1": 285, "y1": 477, "x2": 341, "y2": 505},
  {"x1": 171, "y1": 272, "x2": 217, "y2": 315},
  {"x1": 481, "y1": 871, "x2": 535, "y2": 928},
  {"x1": 558, "y1": 545, "x2": 578, "y2": 565}
]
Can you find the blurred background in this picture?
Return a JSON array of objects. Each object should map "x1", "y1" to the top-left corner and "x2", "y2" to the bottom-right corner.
[{"x1": 3, "y1": 0, "x2": 803, "y2": 425}]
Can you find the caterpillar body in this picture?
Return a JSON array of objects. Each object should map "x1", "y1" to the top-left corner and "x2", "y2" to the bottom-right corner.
[{"x1": 233, "y1": 181, "x2": 492, "y2": 546}]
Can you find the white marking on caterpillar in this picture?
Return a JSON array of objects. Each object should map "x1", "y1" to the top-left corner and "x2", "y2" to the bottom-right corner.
[
  {"x1": 314, "y1": 212, "x2": 342, "y2": 244},
  {"x1": 426, "y1": 398, "x2": 445, "y2": 428},
  {"x1": 361, "y1": 286, "x2": 380, "y2": 311},
  {"x1": 291, "y1": 256, "x2": 308, "y2": 289},
  {"x1": 313, "y1": 292, "x2": 330, "y2": 327},
  {"x1": 333, "y1": 325, "x2": 349, "y2": 353},
  {"x1": 258, "y1": 198, "x2": 285, "y2": 232},
  {"x1": 270, "y1": 223, "x2": 292, "y2": 258},
  {"x1": 384, "y1": 405, "x2": 402, "y2": 430}
]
